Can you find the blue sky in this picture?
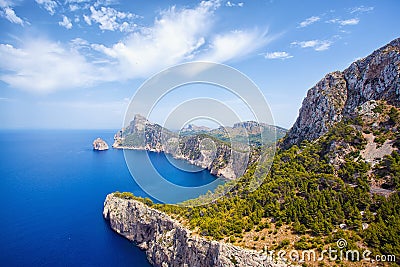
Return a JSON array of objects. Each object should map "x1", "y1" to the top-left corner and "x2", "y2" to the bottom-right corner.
[{"x1": 0, "y1": 0, "x2": 399, "y2": 129}]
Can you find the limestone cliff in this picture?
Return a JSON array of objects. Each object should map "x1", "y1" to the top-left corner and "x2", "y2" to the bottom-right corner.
[
  {"x1": 283, "y1": 38, "x2": 400, "y2": 148},
  {"x1": 112, "y1": 114, "x2": 284, "y2": 179},
  {"x1": 103, "y1": 193, "x2": 286, "y2": 267}
]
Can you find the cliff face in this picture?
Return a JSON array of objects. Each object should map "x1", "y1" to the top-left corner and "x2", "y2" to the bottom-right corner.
[
  {"x1": 283, "y1": 38, "x2": 400, "y2": 147},
  {"x1": 103, "y1": 194, "x2": 286, "y2": 267}
]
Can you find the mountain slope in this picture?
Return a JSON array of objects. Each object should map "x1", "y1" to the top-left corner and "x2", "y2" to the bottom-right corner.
[
  {"x1": 105, "y1": 38, "x2": 400, "y2": 266},
  {"x1": 283, "y1": 38, "x2": 400, "y2": 148}
]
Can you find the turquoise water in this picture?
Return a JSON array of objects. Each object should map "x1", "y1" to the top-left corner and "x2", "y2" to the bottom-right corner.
[{"x1": 0, "y1": 130, "x2": 221, "y2": 266}]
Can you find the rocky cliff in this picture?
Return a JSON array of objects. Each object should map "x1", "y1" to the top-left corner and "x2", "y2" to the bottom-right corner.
[
  {"x1": 92, "y1": 137, "x2": 109, "y2": 151},
  {"x1": 103, "y1": 193, "x2": 286, "y2": 267},
  {"x1": 113, "y1": 114, "x2": 284, "y2": 179},
  {"x1": 283, "y1": 38, "x2": 400, "y2": 148}
]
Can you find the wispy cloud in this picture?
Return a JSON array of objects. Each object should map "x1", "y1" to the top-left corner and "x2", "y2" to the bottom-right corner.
[
  {"x1": 350, "y1": 6, "x2": 374, "y2": 14},
  {"x1": 0, "y1": 0, "x2": 273, "y2": 93},
  {"x1": 263, "y1": 51, "x2": 293, "y2": 60},
  {"x1": 58, "y1": 15, "x2": 73, "y2": 29},
  {"x1": 84, "y1": 5, "x2": 140, "y2": 32},
  {"x1": 226, "y1": 1, "x2": 244, "y2": 7},
  {"x1": 202, "y1": 29, "x2": 272, "y2": 62},
  {"x1": 35, "y1": 0, "x2": 58, "y2": 16},
  {"x1": 327, "y1": 18, "x2": 359, "y2": 26},
  {"x1": 0, "y1": 1, "x2": 26, "y2": 25},
  {"x1": 0, "y1": 40, "x2": 98, "y2": 93},
  {"x1": 291, "y1": 40, "x2": 332, "y2": 51},
  {"x1": 339, "y1": 18, "x2": 359, "y2": 26},
  {"x1": 298, "y1": 16, "x2": 320, "y2": 28}
]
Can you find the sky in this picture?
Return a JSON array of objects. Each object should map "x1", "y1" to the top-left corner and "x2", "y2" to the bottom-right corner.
[{"x1": 0, "y1": 0, "x2": 399, "y2": 129}]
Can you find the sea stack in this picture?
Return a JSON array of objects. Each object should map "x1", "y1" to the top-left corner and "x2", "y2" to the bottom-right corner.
[{"x1": 93, "y1": 138, "x2": 109, "y2": 151}]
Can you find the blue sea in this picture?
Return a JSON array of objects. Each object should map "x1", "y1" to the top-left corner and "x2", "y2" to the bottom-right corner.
[{"x1": 0, "y1": 130, "x2": 221, "y2": 266}]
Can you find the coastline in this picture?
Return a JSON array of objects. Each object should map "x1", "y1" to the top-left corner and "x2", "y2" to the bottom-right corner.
[
  {"x1": 112, "y1": 144, "x2": 232, "y2": 180},
  {"x1": 103, "y1": 193, "x2": 287, "y2": 267}
]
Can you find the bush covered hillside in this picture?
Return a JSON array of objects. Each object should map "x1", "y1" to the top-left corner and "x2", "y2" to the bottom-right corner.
[{"x1": 116, "y1": 100, "x2": 400, "y2": 265}]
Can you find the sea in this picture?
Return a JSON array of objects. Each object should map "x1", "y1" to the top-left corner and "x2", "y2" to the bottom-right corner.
[{"x1": 0, "y1": 130, "x2": 222, "y2": 266}]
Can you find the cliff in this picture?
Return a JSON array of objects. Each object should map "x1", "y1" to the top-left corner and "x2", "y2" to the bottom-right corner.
[
  {"x1": 283, "y1": 37, "x2": 400, "y2": 148},
  {"x1": 92, "y1": 137, "x2": 109, "y2": 151},
  {"x1": 113, "y1": 114, "x2": 285, "y2": 179},
  {"x1": 103, "y1": 193, "x2": 287, "y2": 267}
]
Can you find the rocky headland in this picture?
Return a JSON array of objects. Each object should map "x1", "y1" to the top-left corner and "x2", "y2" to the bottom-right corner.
[
  {"x1": 103, "y1": 193, "x2": 287, "y2": 267},
  {"x1": 112, "y1": 114, "x2": 284, "y2": 179}
]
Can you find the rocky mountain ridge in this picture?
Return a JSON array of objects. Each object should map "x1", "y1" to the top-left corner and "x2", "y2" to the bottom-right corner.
[
  {"x1": 283, "y1": 38, "x2": 400, "y2": 148},
  {"x1": 113, "y1": 114, "x2": 284, "y2": 179}
]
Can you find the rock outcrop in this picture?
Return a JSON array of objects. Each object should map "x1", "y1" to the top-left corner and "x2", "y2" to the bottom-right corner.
[
  {"x1": 103, "y1": 193, "x2": 287, "y2": 267},
  {"x1": 92, "y1": 138, "x2": 109, "y2": 151},
  {"x1": 283, "y1": 38, "x2": 400, "y2": 148}
]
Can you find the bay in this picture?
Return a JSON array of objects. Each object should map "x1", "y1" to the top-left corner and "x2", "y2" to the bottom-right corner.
[{"x1": 0, "y1": 130, "x2": 222, "y2": 266}]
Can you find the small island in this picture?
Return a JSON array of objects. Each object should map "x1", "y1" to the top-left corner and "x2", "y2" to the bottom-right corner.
[{"x1": 93, "y1": 138, "x2": 109, "y2": 151}]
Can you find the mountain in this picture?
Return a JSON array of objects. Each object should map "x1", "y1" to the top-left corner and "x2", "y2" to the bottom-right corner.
[
  {"x1": 113, "y1": 114, "x2": 285, "y2": 179},
  {"x1": 105, "y1": 38, "x2": 400, "y2": 266},
  {"x1": 283, "y1": 38, "x2": 400, "y2": 148}
]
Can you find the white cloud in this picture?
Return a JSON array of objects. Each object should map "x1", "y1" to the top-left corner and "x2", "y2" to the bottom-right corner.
[
  {"x1": 90, "y1": 1, "x2": 220, "y2": 78},
  {"x1": 339, "y1": 18, "x2": 359, "y2": 26},
  {"x1": 226, "y1": 1, "x2": 244, "y2": 7},
  {"x1": 350, "y1": 6, "x2": 374, "y2": 14},
  {"x1": 35, "y1": 0, "x2": 57, "y2": 16},
  {"x1": 203, "y1": 29, "x2": 271, "y2": 62},
  {"x1": 94, "y1": 0, "x2": 119, "y2": 7},
  {"x1": 298, "y1": 16, "x2": 320, "y2": 28},
  {"x1": 0, "y1": 0, "x2": 273, "y2": 93},
  {"x1": 327, "y1": 18, "x2": 359, "y2": 26},
  {"x1": 86, "y1": 5, "x2": 139, "y2": 32},
  {"x1": 0, "y1": 1, "x2": 26, "y2": 25},
  {"x1": 264, "y1": 51, "x2": 293, "y2": 60},
  {"x1": 2, "y1": 6, "x2": 23, "y2": 25},
  {"x1": 58, "y1": 15, "x2": 73, "y2": 29},
  {"x1": 83, "y1": 14, "x2": 91, "y2": 25},
  {"x1": 291, "y1": 40, "x2": 332, "y2": 51},
  {"x1": 0, "y1": 40, "x2": 98, "y2": 93}
]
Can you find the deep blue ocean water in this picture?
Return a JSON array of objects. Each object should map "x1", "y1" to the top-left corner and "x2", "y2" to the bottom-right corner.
[{"x1": 0, "y1": 130, "x2": 221, "y2": 266}]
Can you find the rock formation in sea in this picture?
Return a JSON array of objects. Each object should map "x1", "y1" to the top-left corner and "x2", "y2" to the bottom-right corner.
[
  {"x1": 92, "y1": 138, "x2": 109, "y2": 151},
  {"x1": 103, "y1": 193, "x2": 286, "y2": 267}
]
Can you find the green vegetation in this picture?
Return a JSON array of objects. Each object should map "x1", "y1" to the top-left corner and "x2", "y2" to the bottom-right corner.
[
  {"x1": 153, "y1": 117, "x2": 400, "y2": 262},
  {"x1": 114, "y1": 191, "x2": 154, "y2": 206},
  {"x1": 374, "y1": 151, "x2": 400, "y2": 190},
  {"x1": 115, "y1": 105, "x2": 400, "y2": 264}
]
